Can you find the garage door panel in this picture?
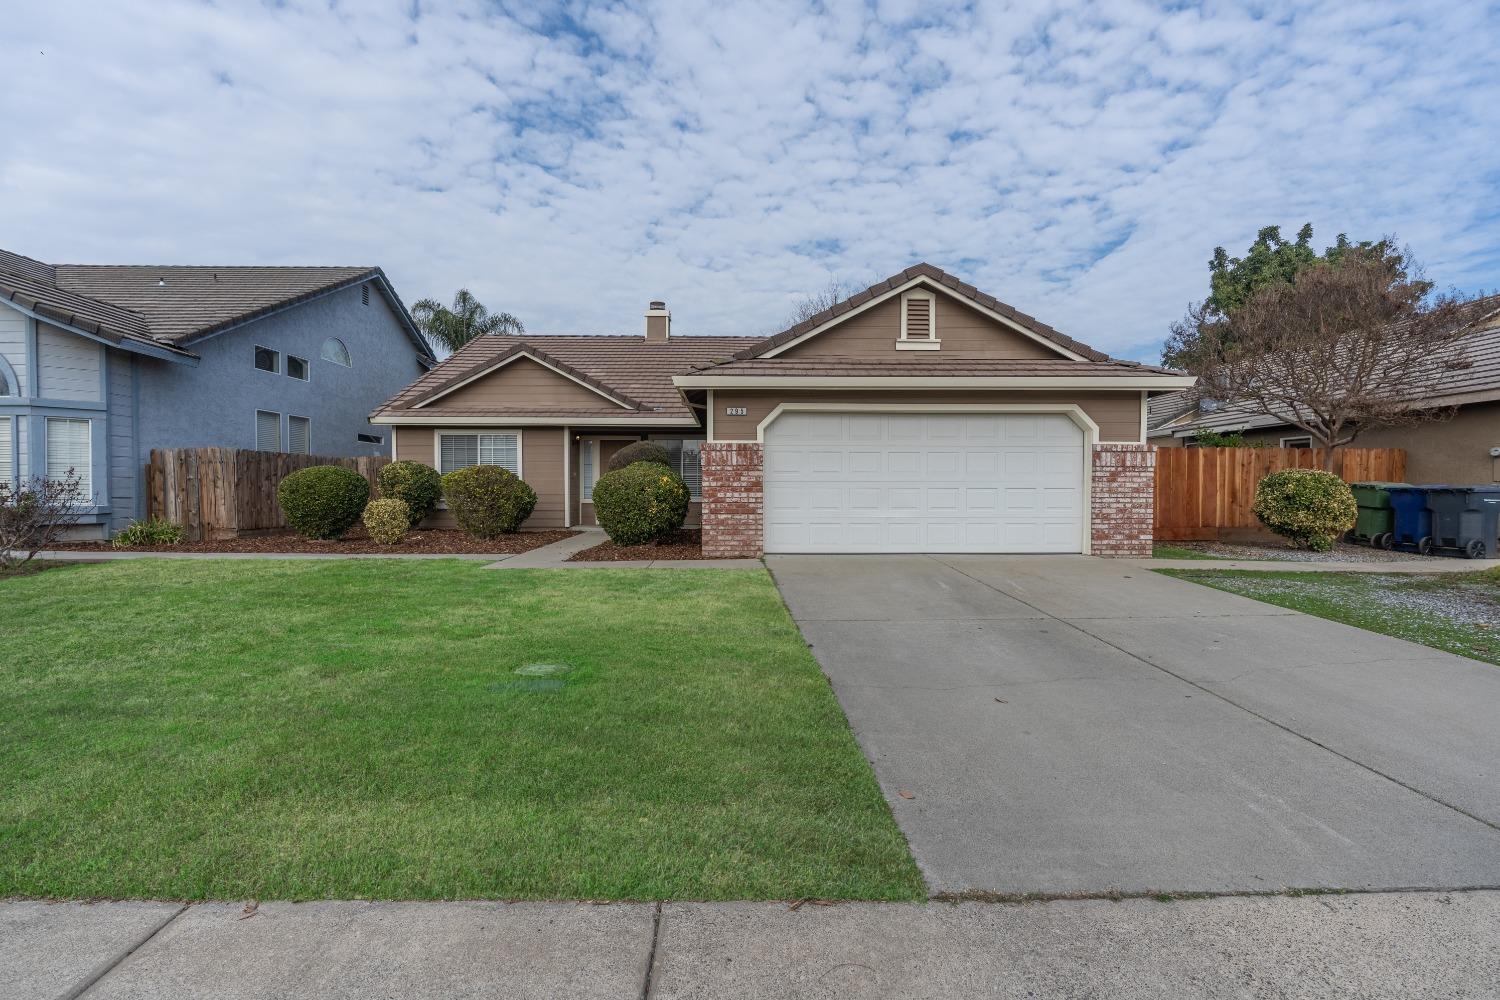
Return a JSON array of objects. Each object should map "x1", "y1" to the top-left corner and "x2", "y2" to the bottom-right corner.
[{"x1": 763, "y1": 412, "x2": 1085, "y2": 553}]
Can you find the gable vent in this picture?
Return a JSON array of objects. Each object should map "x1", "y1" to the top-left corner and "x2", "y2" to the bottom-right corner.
[
  {"x1": 900, "y1": 290, "x2": 936, "y2": 344},
  {"x1": 361, "y1": 283, "x2": 370, "y2": 306}
]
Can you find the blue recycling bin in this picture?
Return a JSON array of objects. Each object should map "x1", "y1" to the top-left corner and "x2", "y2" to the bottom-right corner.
[{"x1": 1385, "y1": 485, "x2": 1437, "y2": 553}]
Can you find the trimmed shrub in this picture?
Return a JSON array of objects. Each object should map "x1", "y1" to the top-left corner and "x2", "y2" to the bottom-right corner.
[
  {"x1": 1252, "y1": 469, "x2": 1357, "y2": 551},
  {"x1": 441, "y1": 465, "x2": 537, "y2": 538},
  {"x1": 377, "y1": 460, "x2": 443, "y2": 527},
  {"x1": 592, "y1": 461, "x2": 690, "y2": 546},
  {"x1": 606, "y1": 440, "x2": 671, "y2": 473},
  {"x1": 277, "y1": 465, "x2": 371, "y2": 540},
  {"x1": 362, "y1": 498, "x2": 411, "y2": 545},
  {"x1": 112, "y1": 518, "x2": 185, "y2": 549}
]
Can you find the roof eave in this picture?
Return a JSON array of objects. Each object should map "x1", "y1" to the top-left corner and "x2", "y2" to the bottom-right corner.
[{"x1": 672, "y1": 374, "x2": 1198, "y2": 390}]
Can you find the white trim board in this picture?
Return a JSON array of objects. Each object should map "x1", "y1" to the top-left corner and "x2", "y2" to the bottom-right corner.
[
  {"x1": 379, "y1": 415, "x2": 699, "y2": 428},
  {"x1": 412, "y1": 349, "x2": 635, "y2": 410},
  {"x1": 758, "y1": 275, "x2": 1089, "y2": 362},
  {"x1": 674, "y1": 374, "x2": 1197, "y2": 390}
]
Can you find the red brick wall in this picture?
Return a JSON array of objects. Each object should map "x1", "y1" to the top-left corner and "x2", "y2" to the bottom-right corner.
[
  {"x1": 701, "y1": 442, "x2": 764, "y2": 558},
  {"x1": 1091, "y1": 443, "x2": 1156, "y2": 558}
]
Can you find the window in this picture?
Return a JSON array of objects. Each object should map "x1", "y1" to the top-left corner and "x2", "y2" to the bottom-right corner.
[
  {"x1": 286, "y1": 355, "x2": 309, "y2": 381},
  {"x1": 254, "y1": 345, "x2": 280, "y2": 373},
  {"x1": 657, "y1": 439, "x2": 703, "y2": 499},
  {"x1": 0, "y1": 368, "x2": 11, "y2": 395},
  {"x1": 45, "y1": 416, "x2": 92, "y2": 500},
  {"x1": 0, "y1": 417, "x2": 12, "y2": 486},
  {"x1": 357, "y1": 433, "x2": 384, "y2": 445},
  {"x1": 288, "y1": 415, "x2": 311, "y2": 455},
  {"x1": 256, "y1": 409, "x2": 281, "y2": 451},
  {"x1": 1280, "y1": 435, "x2": 1313, "y2": 448},
  {"x1": 321, "y1": 338, "x2": 351, "y2": 367},
  {"x1": 580, "y1": 440, "x2": 598, "y2": 500},
  {"x1": 438, "y1": 432, "x2": 519, "y2": 475},
  {"x1": 897, "y1": 290, "x2": 938, "y2": 349}
]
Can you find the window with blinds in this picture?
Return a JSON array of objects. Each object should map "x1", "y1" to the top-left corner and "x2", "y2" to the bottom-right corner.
[
  {"x1": 0, "y1": 417, "x2": 12, "y2": 486},
  {"x1": 439, "y1": 432, "x2": 519, "y2": 475},
  {"x1": 580, "y1": 440, "x2": 597, "y2": 500},
  {"x1": 901, "y1": 291, "x2": 935, "y2": 341},
  {"x1": 45, "y1": 416, "x2": 92, "y2": 499},
  {"x1": 256, "y1": 410, "x2": 281, "y2": 451},
  {"x1": 658, "y1": 439, "x2": 703, "y2": 499},
  {"x1": 288, "y1": 415, "x2": 311, "y2": 455}
]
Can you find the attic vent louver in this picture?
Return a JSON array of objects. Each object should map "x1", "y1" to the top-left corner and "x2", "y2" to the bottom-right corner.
[
  {"x1": 361, "y1": 283, "x2": 370, "y2": 306},
  {"x1": 897, "y1": 290, "x2": 937, "y2": 349}
]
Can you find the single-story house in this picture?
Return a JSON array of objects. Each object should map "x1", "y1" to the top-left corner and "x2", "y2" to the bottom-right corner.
[
  {"x1": 1147, "y1": 296, "x2": 1500, "y2": 485},
  {"x1": 372, "y1": 264, "x2": 1193, "y2": 557},
  {"x1": 0, "y1": 248, "x2": 434, "y2": 538}
]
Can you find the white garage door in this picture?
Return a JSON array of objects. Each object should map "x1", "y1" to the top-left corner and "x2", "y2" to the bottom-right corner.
[{"x1": 763, "y1": 411, "x2": 1085, "y2": 553}]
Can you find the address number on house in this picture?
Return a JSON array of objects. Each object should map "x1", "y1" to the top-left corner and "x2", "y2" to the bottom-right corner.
[{"x1": 724, "y1": 406, "x2": 748, "y2": 416}]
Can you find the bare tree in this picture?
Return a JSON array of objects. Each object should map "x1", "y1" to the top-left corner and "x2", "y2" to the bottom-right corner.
[
  {"x1": 1179, "y1": 249, "x2": 1486, "y2": 470},
  {"x1": 777, "y1": 278, "x2": 855, "y2": 332},
  {"x1": 0, "y1": 470, "x2": 89, "y2": 573}
]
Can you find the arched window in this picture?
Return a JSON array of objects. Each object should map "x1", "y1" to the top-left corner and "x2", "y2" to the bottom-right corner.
[
  {"x1": 321, "y1": 338, "x2": 351, "y2": 367},
  {"x1": 0, "y1": 355, "x2": 17, "y2": 395}
]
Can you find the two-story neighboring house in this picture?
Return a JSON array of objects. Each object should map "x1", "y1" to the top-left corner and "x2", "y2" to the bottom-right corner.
[
  {"x1": 372, "y1": 264, "x2": 1194, "y2": 557},
  {"x1": 0, "y1": 249, "x2": 433, "y2": 538}
]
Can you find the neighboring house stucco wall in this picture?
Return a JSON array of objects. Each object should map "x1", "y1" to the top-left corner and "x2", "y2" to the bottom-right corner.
[
  {"x1": 134, "y1": 281, "x2": 425, "y2": 458},
  {"x1": 0, "y1": 304, "x2": 28, "y2": 396}
]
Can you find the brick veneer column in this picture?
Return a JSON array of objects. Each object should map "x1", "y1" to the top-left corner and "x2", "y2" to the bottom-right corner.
[
  {"x1": 1091, "y1": 443, "x2": 1156, "y2": 558},
  {"x1": 700, "y1": 442, "x2": 764, "y2": 558}
]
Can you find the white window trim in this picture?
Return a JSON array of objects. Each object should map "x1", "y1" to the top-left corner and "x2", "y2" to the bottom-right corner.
[
  {"x1": 44, "y1": 415, "x2": 93, "y2": 501},
  {"x1": 1279, "y1": 435, "x2": 1314, "y2": 448},
  {"x1": 286, "y1": 355, "x2": 311, "y2": 382},
  {"x1": 254, "y1": 345, "x2": 281, "y2": 375},
  {"x1": 0, "y1": 414, "x2": 16, "y2": 489},
  {"x1": 434, "y1": 428, "x2": 524, "y2": 478},
  {"x1": 897, "y1": 289, "x2": 940, "y2": 350},
  {"x1": 256, "y1": 409, "x2": 282, "y2": 452},
  {"x1": 321, "y1": 337, "x2": 353, "y2": 368},
  {"x1": 288, "y1": 414, "x2": 312, "y2": 455}
]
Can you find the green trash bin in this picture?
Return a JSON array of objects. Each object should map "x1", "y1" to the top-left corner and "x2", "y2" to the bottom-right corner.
[{"x1": 1348, "y1": 481, "x2": 1409, "y2": 548}]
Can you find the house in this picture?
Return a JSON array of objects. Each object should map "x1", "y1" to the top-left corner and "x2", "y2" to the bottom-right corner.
[
  {"x1": 0, "y1": 248, "x2": 434, "y2": 538},
  {"x1": 1147, "y1": 297, "x2": 1500, "y2": 485},
  {"x1": 372, "y1": 264, "x2": 1193, "y2": 557}
]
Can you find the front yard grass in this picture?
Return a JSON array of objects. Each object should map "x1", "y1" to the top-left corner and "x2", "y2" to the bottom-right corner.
[
  {"x1": 1151, "y1": 544, "x2": 1224, "y2": 560},
  {"x1": 1161, "y1": 567, "x2": 1500, "y2": 666},
  {"x1": 1, "y1": 561, "x2": 923, "y2": 902}
]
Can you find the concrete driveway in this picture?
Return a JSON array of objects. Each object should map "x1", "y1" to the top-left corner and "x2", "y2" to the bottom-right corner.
[{"x1": 768, "y1": 554, "x2": 1500, "y2": 896}]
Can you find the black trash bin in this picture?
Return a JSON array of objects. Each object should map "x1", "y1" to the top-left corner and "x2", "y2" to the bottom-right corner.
[{"x1": 1424, "y1": 486, "x2": 1500, "y2": 559}]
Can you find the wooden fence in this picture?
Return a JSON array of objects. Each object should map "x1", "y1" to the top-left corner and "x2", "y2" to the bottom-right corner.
[
  {"x1": 146, "y1": 448, "x2": 389, "y2": 541},
  {"x1": 1153, "y1": 447, "x2": 1406, "y2": 541}
]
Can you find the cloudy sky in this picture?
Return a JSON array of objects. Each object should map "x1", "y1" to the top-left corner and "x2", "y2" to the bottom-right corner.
[{"x1": 3, "y1": 1, "x2": 1497, "y2": 361}]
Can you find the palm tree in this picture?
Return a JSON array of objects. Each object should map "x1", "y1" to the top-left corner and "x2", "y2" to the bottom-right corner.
[{"x1": 411, "y1": 289, "x2": 524, "y2": 355}]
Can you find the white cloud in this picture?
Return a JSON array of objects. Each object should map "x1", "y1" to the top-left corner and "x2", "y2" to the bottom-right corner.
[{"x1": 1, "y1": 0, "x2": 1496, "y2": 360}]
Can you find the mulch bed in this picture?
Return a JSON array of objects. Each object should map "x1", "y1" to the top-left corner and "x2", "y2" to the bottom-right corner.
[
  {"x1": 568, "y1": 529, "x2": 711, "y2": 561},
  {"x1": 45, "y1": 527, "x2": 579, "y2": 556}
]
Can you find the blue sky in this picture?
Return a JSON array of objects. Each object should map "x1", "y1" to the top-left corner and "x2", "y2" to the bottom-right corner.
[{"x1": 2, "y1": 1, "x2": 1497, "y2": 362}]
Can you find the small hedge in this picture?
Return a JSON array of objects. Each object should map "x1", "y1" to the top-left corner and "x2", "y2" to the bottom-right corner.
[
  {"x1": 112, "y1": 518, "x2": 185, "y2": 549},
  {"x1": 592, "y1": 461, "x2": 690, "y2": 546},
  {"x1": 277, "y1": 465, "x2": 371, "y2": 540},
  {"x1": 441, "y1": 465, "x2": 537, "y2": 538},
  {"x1": 606, "y1": 440, "x2": 670, "y2": 473},
  {"x1": 377, "y1": 460, "x2": 443, "y2": 527},
  {"x1": 1252, "y1": 469, "x2": 1357, "y2": 551},
  {"x1": 362, "y1": 498, "x2": 411, "y2": 545}
]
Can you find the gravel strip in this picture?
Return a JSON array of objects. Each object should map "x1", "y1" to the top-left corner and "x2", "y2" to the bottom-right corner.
[
  {"x1": 1191, "y1": 571, "x2": 1500, "y2": 627},
  {"x1": 1174, "y1": 540, "x2": 1438, "y2": 563}
]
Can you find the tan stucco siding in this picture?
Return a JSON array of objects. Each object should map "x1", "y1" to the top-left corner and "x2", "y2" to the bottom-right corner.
[
  {"x1": 430, "y1": 356, "x2": 620, "y2": 409},
  {"x1": 777, "y1": 295, "x2": 1063, "y2": 360},
  {"x1": 392, "y1": 425, "x2": 567, "y2": 528},
  {"x1": 710, "y1": 389, "x2": 1145, "y2": 443}
]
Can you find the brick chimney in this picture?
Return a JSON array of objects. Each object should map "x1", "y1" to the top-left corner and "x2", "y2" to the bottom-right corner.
[{"x1": 645, "y1": 300, "x2": 670, "y2": 342}]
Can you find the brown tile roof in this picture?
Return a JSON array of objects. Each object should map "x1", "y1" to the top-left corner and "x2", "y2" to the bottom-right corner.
[
  {"x1": 0, "y1": 248, "x2": 432, "y2": 361},
  {"x1": 684, "y1": 357, "x2": 1180, "y2": 378},
  {"x1": 396, "y1": 341, "x2": 646, "y2": 410},
  {"x1": 734, "y1": 262, "x2": 1111, "y2": 363},
  {"x1": 374, "y1": 334, "x2": 756, "y2": 421}
]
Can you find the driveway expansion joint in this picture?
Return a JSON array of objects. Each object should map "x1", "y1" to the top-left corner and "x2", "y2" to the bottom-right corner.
[{"x1": 66, "y1": 901, "x2": 188, "y2": 1000}]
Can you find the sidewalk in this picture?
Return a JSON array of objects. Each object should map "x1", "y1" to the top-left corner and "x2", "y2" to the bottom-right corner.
[
  {"x1": 483, "y1": 528, "x2": 762, "y2": 570},
  {"x1": 7, "y1": 891, "x2": 1497, "y2": 999}
]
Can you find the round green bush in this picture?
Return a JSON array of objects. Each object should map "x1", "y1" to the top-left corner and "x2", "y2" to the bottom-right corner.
[
  {"x1": 377, "y1": 460, "x2": 443, "y2": 527},
  {"x1": 277, "y1": 465, "x2": 371, "y2": 540},
  {"x1": 362, "y1": 498, "x2": 411, "y2": 545},
  {"x1": 1252, "y1": 469, "x2": 1357, "y2": 552},
  {"x1": 592, "y1": 461, "x2": 690, "y2": 546},
  {"x1": 441, "y1": 465, "x2": 537, "y2": 538},
  {"x1": 606, "y1": 440, "x2": 671, "y2": 473}
]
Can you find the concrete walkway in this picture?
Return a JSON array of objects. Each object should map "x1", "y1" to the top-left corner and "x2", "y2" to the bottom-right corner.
[
  {"x1": 770, "y1": 554, "x2": 1500, "y2": 897},
  {"x1": 482, "y1": 527, "x2": 763, "y2": 570},
  {"x1": 7, "y1": 891, "x2": 1498, "y2": 999}
]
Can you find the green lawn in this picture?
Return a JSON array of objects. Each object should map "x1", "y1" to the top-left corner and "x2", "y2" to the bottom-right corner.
[
  {"x1": 1151, "y1": 544, "x2": 1224, "y2": 560},
  {"x1": 1161, "y1": 568, "x2": 1500, "y2": 666},
  {"x1": 1, "y1": 560, "x2": 923, "y2": 902}
]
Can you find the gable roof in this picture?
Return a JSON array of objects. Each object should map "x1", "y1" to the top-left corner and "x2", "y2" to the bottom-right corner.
[
  {"x1": 1148, "y1": 295, "x2": 1500, "y2": 439},
  {"x1": 0, "y1": 248, "x2": 434, "y2": 363},
  {"x1": 734, "y1": 262, "x2": 1110, "y2": 363},
  {"x1": 374, "y1": 333, "x2": 757, "y2": 423}
]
